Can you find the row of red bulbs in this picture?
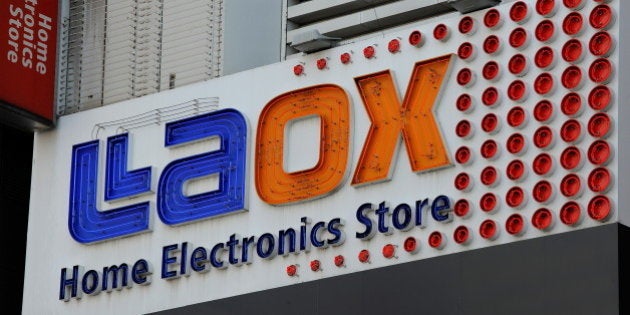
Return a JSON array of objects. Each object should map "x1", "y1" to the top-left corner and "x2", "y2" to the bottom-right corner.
[
  {"x1": 459, "y1": 32, "x2": 613, "y2": 71},
  {"x1": 293, "y1": 1, "x2": 613, "y2": 75},
  {"x1": 456, "y1": 113, "x2": 611, "y2": 144},
  {"x1": 286, "y1": 192, "x2": 612, "y2": 276},
  {"x1": 456, "y1": 140, "x2": 611, "y2": 174},
  {"x1": 482, "y1": 2, "x2": 614, "y2": 32},
  {"x1": 455, "y1": 160, "x2": 611, "y2": 192},
  {"x1": 295, "y1": 28, "x2": 612, "y2": 76},
  {"x1": 457, "y1": 58, "x2": 613, "y2": 93},
  {"x1": 459, "y1": 32, "x2": 613, "y2": 62},
  {"x1": 457, "y1": 85, "x2": 612, "y2": 118},
  {"x1": 455, "y1": 166, "x2": 611, "y2": 206}
]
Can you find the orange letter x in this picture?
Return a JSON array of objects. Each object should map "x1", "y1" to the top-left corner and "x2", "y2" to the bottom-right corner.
[{"x1": 352, "y1": 55, "x2": 453, "y2": 185}]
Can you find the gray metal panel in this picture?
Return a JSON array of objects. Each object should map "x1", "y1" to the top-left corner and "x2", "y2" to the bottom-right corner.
[
  {"x1": 286, "y1": 0, "x2": 455, "y2": 49},
  {"x1": 619, "y1": 0, "x2": 630, "y2": 227},
  {"x1": 288, "y1": 0, "x2": 398, "y2": 25},
  {"x1": 222, "y1": 0, "x2": 283, "y2": 76}
]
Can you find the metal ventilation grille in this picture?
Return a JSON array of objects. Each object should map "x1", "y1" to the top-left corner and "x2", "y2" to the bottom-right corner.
[
  {"x1": 285, "y1": 0, "x2": 457, "y2": 55},
  {"x1": 58, "y1": 0, "x2": 223, "y2": 115},
  {"x1": 161, "y1": 0, "x2": 223, "y2": 90}
]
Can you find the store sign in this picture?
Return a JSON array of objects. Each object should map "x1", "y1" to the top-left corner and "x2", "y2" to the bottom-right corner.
[
  {"x1": 68, "y1": 56, "x2": 453, "y2": 244},
  {"x1": 0, "y1": 0, "x2": 58, "y2": 124},
  {"x1": 23, "y1": 1, "x2": 620, "y2": 313}
]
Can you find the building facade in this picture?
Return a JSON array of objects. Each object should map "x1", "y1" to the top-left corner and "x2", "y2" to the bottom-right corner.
[{"x1": 1, "y1": 0, "x2": 627, "y2": 314}]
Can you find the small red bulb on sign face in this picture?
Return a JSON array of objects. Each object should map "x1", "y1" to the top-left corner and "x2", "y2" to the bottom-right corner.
[
  {"x1": 480, "y1": 193, "x2": 498, "y2": 213},
  {"x1": 560, "y1": 146, "x2": 583, "y2": 170},
  {"x1": 560, "y1": 119, "x2": 582, "y2": 143},
  {"x1": 428, "y1": 231, "x2": 445, "y2": 249},
  {"x1": 358, "y1": 250, "x2": 370, "y2": 263},
  {"x1": 455, "y1": 146, "x2": 472, "y2": 165},
  {"x1": 590, "y1": 5, "x2": 614, "y2": 30},
  {"x1": 532, "y1": 208, "x2": 554, "y2": 231},
  {"x1": 533, "y1": 153, "x2": 554, "y2": 176},
  {"x1": 506, "y1": 160, "x2": 526, "y2": 181},
  {"x1": 588, "y1": 86, "x2": 611, "y2": 111},
  {"x1": 334, "y1": 255, "x2": 345, "y2": 267},
  {"x1": 563, "y1": 0, "x2": 584, "y2": 10},
  {"x1": 507, "y1": 133, "x2": 526, "y2": 155},
  {"x1": 590, "y1": 31, "x2": 614, "y2": 57},
  {"x1": 534, "y1": 73, "x2": 554, "y2": 95},
  {"x1": 509, "y1": 54, "x2": 529, "y2": 75},
  {"x1": 588, "y1": 167, "x2": 611, "y2": 193},
  {"x1": 533, "y1": 180, "x2": 554, "y2": 203},
  {"x1": 480, "y1": 220, "x2": 498, "y2": 240},
  {"x1": 363, "y1": 46, "x2": 376, "y2": 59},
  {"x1": 480, "y1": 166, "x2": 499, "y2": 187},
  {"x1": 561, "y1": 66, "x2": 583, "y2": 90},
  {"x1": 481, "y1": 139, "x2": 499, "y2": 160},
  {"x1": 310, "y1": 260, "x2": 321, "y2": 271},
  {"x1": 534, "y1": 100, "x2": 554, "y2": 122},
  {"x1": 482, "y1": 87, "x2": 500, "y2": 107},
  {"x1": 458, "y1": 42, "x2": 475, "y2": 60},
  {"x1": 588, "y1": 113, "x2": 612, "y2": 138},
  {"x1": 388, "y1": 39, "x2": 400, "y2": 53},
  {"x1": 507, "y1": 107, "x2": 527, "y2": 128},
  {"x1": 481, "y1": 113, "x2": 500, "y2": 134},
  {"x1": 509, "y1": 28, "x2": 529, "y2": 49},
  {"x1": 484, "y1": 9, "x2": 502, "y2": 29},
  {"x1": 457, "y1": 68, "x2": 474, "y2": 87},
  {"x1": 560, "y1": 174, "x2": 583, "y2": 198},
  {"x1": 510, "y1": 1, "x2": 530, "y2": 23},
  {"x1": 560, "y1": 201, "x2": 582, "y2": 226},
  {"x1": 340, "y1": 52, "x2": 352, "y2": 64},
  {"x1": 459, "y1": 16, "x2": 475, "y2": 34},
  {"x1": 536, "y1": 0, "x2": 556, "y2": 17},
  {"x1": 562, "y1": 39, "x2": 583, "y2": 63},
  {"x1": 588, "y1": 140, "x2": 612, "y2": 165},
  {"x1": 535, "y1": 20, "x2": 555, "y2": 42},
  {"x1": 409, "y1": 30, "x2": 424, "y2": 47},
  {"x1": 287, "y1": 265, "x2": 297, "y2": 276},
  {"x1": 535, "y1": 47, "x2": 555, "y2": 70},
  {"x1": 506, "y1": 186, "x2": 526, "y2": 208},
  {"x1": 316, "y1": 58, "x2": 327, "y2": 70},
  {"x1": 589, "y1": 58, "x2": 613, "y2": 84},
  {"x1": 563, "y1": 12, "x2": 583, "y2": 35},
  {"x1": 434, "y1": 24, "x2": 449, "y2": 41},
  {"x1": 454, "y1": 226, "x2": 471, "y2": 245},
  {"x1": 588, "y1": 195, "x2": 612, "y2": 222},
  {"x1": 506, "y1": 214, "x2": 525, "y2": 236},
  {"x1": 454, "y1": 199, "x2": 471, "y2": 217},
  {"x1": 454, "y1": 172, "x2": 472, "y2": 191},
  {"x1": 482, "y1": 61, "x2": 500, "y2": 81},
  {"x1": 293, "y1": 65, "x2": 304, "y2": 76},
  {"x1": 561, "y1": 92, "x2": 582, "y2": 117},
  {"x1": 382, "y1": 244, "x2": 396, "y2": 258},
  {"x1": 483, "y1": 35, "x2": 501, "y2": 55},
  {"x1": 533, "y1": 126, "x2": 554, "y2": 149},
  {"x1": 456, "y1": 94, "x2": 473, "y2": 112},
  {"x1": 456, "y1": 120, "x2": 472, "y2": 138},
  {"x1": 508, "y1": 80, "x2": 527, "y2": 102},
  {"x1": 404, "y1": 237, "x2": 418, "y2": 253}
]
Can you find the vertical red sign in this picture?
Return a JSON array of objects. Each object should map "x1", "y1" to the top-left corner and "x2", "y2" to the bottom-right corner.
[{"x1": 0, "y1": 0, "x2": 58, "y2": 126}]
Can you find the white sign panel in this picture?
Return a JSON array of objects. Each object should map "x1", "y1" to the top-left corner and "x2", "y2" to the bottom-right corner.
[{"x1": 23, "y1": 1, "x2": 621, "y2": 314}]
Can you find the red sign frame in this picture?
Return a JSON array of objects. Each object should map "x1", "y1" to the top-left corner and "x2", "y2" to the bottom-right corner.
[{"x1": 0, "y1": 0, "x2": 58, "y2": 129}]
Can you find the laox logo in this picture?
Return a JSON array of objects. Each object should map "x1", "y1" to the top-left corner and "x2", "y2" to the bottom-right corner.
[{"x1": 68, "y1": 55, "x2": 454, "y2": 244}]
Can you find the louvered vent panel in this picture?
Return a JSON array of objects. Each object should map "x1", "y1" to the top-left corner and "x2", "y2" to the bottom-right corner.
[{"x1": 58, "y1": 0, "x2": 223, "y2": 115}]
